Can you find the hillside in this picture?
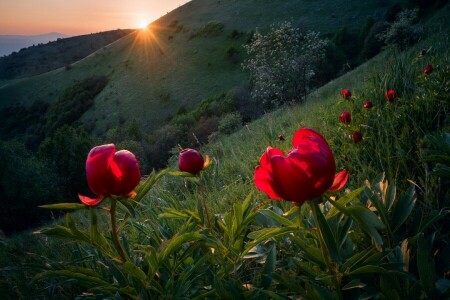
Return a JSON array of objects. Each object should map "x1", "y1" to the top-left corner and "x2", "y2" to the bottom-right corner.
[
  {"x1": 0, "y1": 0, "x2": 399, "y2": 136},
  {"x1": 0, "y1": 29, "x2": 134, "y2": 80}
]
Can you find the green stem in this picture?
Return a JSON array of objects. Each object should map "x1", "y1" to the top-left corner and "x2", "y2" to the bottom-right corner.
[
  {"x1": 199, "y1": 174, "x2": 212, "y2": 229},
  {"x1": 310, "y1": 200, "x2": 343, "y2": 300},
  {"x1": 296, "y1": 204, "x2": 302, "y2": 228},
  {"x1": 110, "y1": 198, "x2": 127, "y2": 262}
]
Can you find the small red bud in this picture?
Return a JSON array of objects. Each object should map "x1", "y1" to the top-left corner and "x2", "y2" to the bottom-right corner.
[
  {"x1": 339, "y1": 111, "x2": 351, "y2": 124},
  {"x1": 385, "y1": 89, "x2": 397, "y2": 102},
  {"x1": 424, "y1": 64, "x2": 433, "y2": 75},
  {"x1": 341, "y1": 89, "x2": 352, "y2": 99},
  {"x1": 351, "y1": 131, "x2": 363, "y2": 143},
  {"x1": 363, "y1": 101, "x2": 373, "y2": 109},
  {"x1": 179, "y1": 148, "x2": 205, "y2": 175}
]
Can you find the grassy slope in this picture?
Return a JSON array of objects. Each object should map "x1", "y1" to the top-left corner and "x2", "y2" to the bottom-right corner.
[
  {"x1": 155, "y1": 5, "x2": 450, "y2": 213},
  {"x1": 0, "y1": 0, "x2": 397, "y2": 135}
]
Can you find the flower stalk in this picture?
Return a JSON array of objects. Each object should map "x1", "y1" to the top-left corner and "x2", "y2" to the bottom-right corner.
[{"x1": 110, "y1": 198, "x2": 127, "y2": 262}]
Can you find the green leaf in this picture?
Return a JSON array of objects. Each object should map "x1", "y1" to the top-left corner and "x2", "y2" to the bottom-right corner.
[
  {"x1": 122, "y1": 261, "x2": 147, "y2": 282},
  {"x1": 34, "y1": 270, "x2": 110, "y2": 287},
  {"x1": 291, "y1": 236, "x2": 325, "y2": 267},
  {"x1": 134, "y1": 169, "x2": 169, "y2": 204},
  {"x1": 326, "y1": 187, "x2": 364, "y2": 219},
  {"x1": 89, "y1": 209, "x2": 113, "y2": 256},
  {"x1": 330, "y1": 201, "x2": 385, "y2": 248},
  {"x1": 260, "y1": 244, "x2": 276, "y2": 289},
  {"x1": 342, "y1": 279, "x2": 366, "y2": 290},
  {"x1": 391, "y1": 186, "x2": 416, "y2": 232},
  {"x1": 417, "y1": 233, "x2": 437, "y2": 298},
  {"x1": 169, "y1": 171, "x2": 197, "y2": 178},
  {"x1": 245, "y1": 226, "x2": 296, "y2": 255},
  {"x1": 158, "y1": 232, "x2": 205, "y2": 263},
  {"x1": 39, "y1": 203, "x2": 85, "y2": 210},
  {"x1": 259, "y1": 209, "x2": 295, "y2": 226},
  {"x1": 310, "y1": 201, "x2": 341, "y2": 263}
]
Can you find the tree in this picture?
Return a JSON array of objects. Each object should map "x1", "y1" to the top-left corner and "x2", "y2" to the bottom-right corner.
[
  {"x1": 378, "y1": 8, "x2": 424, "y2": 50},
  {"x1": 243, "y1": 22, "x2": 326, "y2": 108}
]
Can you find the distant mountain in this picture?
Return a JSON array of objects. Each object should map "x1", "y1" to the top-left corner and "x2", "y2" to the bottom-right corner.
[
  {"x1": 0, "y1": 29, "x2": 134, "y2": 80},
  {"x1": 0, "y1": 32, "x2": 69, "y2": 56}
]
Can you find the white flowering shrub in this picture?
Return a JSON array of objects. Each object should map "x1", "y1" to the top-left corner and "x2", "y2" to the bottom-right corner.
[{"x1": 243, "y1": 22, "x2": 326, "y2": 108}]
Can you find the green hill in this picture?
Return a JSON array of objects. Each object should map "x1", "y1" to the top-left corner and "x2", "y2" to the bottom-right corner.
[
  {"x1": 0, "y1": 29, "x2": 134, "y2": 80},
  {"x1": 0, "y1": 0, "x2": 399, "y2": 136}
]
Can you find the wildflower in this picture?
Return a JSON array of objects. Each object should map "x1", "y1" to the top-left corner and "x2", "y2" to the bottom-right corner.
[
  {"x1": 179, "y1": 148, "x2": 210, "y2": 175},
  {"x1": 254, "y1": 128, "x2": 348, "y2": 205},
  {"x1": 78, "y1": 144, "x2": 141, "y2": 206},
  {"x1": 278, "y1": 134, "x2": 286, "y2": 141},
  {"x1": 363, "y1": 101, "x2": 373, "y2": 109},
  {"x1": 424, "y1": 64, "x2": 433, "y2": 75},
  {"x1": 351, "y1": 131, "x2": 363, "y2": 143},
  {"x1": 341, "y1": 89, "x2": 352, "y2": 99},
  {"x1": 385, "y1": 89, "x2": 397, "y2": 102},
  {"x1": 339, "y1": 111, "x2": 351, "y2": 124}
]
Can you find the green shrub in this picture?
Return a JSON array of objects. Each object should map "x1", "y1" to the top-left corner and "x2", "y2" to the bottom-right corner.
[
  {"x1": 218, "y1": 112, "x2": 242, "y2": 134},
  {"x1": 189, "y1": 21, "x2": 225, "y2": 39}
]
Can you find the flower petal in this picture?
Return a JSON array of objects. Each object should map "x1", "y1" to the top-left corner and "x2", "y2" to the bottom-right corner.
[
  {"x1": 327, "y1": 170, "x2": 349, "y2": 192},
  {"x1": 78, "y1": 194, "x2": 104, "y2": 206},
  {"x1": 86, "y1": 144, "x2": 116, "y2": 196},
  {"x1": 292, "y1": 128, "x2": 326, "y2": 148},
  {"x1": 111, "y1": 150, "x2": 141, "y2": 196},
  {"x1": 254, "y1": 165, "x2": 284, "y2": 201}
]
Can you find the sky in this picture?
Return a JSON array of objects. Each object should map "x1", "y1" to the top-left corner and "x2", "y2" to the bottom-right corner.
[{"x1": 0, "y1": 0, "x2": 190, "y2": 36}]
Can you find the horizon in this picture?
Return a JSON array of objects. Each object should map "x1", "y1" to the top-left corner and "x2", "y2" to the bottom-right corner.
[{"x1": 0, "y1": 0, "x2": 189, "y2": 36}]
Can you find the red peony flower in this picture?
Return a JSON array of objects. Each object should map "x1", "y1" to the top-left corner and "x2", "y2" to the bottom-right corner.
[
  {"x1": 79, "y1": 144, "x2": 141, "y2": 206},
  {"x1": 385, "y1": 89, "x2": 397, "y2": 102},
  {"x1": 339, "y1": 111, "x2": 351, "y2": 124},
  {"x1": 341, "y1": 89, "x2": 352, "y2": 99},
  {"x1": 363, "y1": 101, "x2": 373, "y2": 109},
  {"x1": 351, "y1": 131, "x2": 363, "y2": 143},
  {"x1": 424, "y1": 64, "x2": 433, "y2": 75},
  {"x1": 254, "y1": 128, "x2": 348, "y2": 205},
  {"x1": 179, "y1": 148, "x2": 210, "y2": 175}
]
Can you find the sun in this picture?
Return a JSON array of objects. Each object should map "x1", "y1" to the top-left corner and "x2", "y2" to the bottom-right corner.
[{"x1": 138, "y1": 20, "x2": 149, "y2": 30}]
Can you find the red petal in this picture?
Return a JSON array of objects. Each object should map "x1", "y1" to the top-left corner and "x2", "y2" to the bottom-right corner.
[
  {"x1": 111, "y1": 150, "x2": 141, "y2": 196},
  {"x1": 78, "y1": 194, "x2": 104, "y2": 206},
  {"x1": 254, "y1": 165, "x2": 284, "y2": 201},
  {"x1": 86, "y1": 144, "x2": 116, "y2": 196},
  {"x1": 327, "y1": 170, "x2": 349, "y2": 192},
  {"x1": 259, "y1": 147, "x2": 284, "y2": 167},
  {"x1": 292, "y1": 128, "x2": 326, "y2": 148},
  {"x1": 270, "y1": 154, "x2": 310, "y2": 204}
]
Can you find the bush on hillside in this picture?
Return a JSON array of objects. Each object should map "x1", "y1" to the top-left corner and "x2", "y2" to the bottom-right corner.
[
  {"x1": 45, "y1": 76, "x2": 107, "y2": 136},
  {"x1": 218, "y1": 112, "x2": 242, "y2": 135},
  {"x1": 243, "y1": 22, "x2": 326, "y2": 108},
  {"x1": 189, "y1": 21, "x2": 225, "y2": 39},
  {"x1": 379, "y1": 8, "x2": 424, "y2": 50}
]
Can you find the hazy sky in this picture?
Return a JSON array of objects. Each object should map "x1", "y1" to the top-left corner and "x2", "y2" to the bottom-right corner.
[{"x1": 0, "y1": 0, "x2": 189, "y2": 35}]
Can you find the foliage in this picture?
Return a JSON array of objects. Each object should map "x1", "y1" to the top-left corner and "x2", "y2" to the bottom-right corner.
[
  {"x1": 38, "y1": 125, "x2": 93, "y2": 200},
  {"x1": 243, "y1": 22, "x2": 326, "y2": 108},
  {"x1": 0, "y1": 141, "x2": 61, "y2": 234},
  {"x1": 190, "y1": 21, "x2": 225, "y2": 39},
  {"x1": 45, "y1": 76, "x2": 108, "y2": 135},
  {"x1": 218, "y1": 112, "x2": 242, "y2": 135},
  {"x1": 378, "y1": 8, "x2": 424, "y2": 50}
]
